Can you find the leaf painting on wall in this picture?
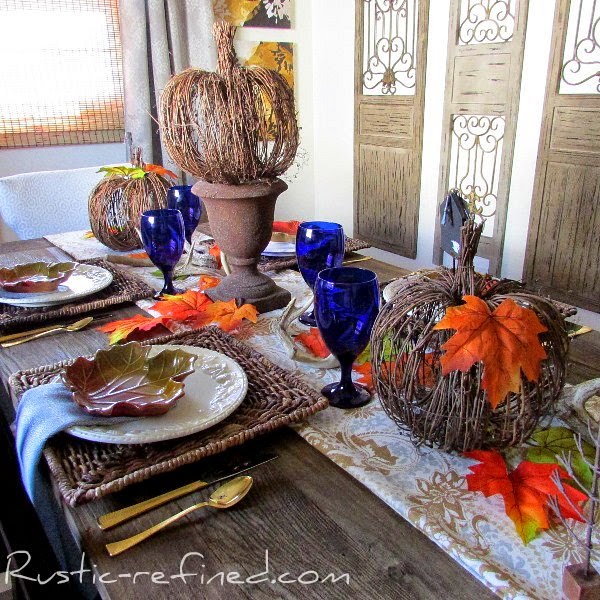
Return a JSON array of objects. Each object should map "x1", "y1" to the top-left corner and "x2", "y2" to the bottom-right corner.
[
  {"x1": 236, "y1": 40, "x2": 294, "y2": 139},
  {"x1": 213, "y1": 0, "x2": 293, "y2": 29}
]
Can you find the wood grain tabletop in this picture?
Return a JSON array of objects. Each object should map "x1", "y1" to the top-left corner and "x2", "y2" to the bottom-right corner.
[{"x1": 0, "y1": 238, "x2": 597, "y2": 599}]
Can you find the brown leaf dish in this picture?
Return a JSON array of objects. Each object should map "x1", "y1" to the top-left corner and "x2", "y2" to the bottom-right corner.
[
  {"x1": 0, "y1": 261, "x2": 77, "y2": 293},
  {"x1": 62, "y1": 343, "x2": 197, "y2": 417}
]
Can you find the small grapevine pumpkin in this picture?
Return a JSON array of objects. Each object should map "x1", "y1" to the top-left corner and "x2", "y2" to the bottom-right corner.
[
  {"x1": 88, "y1": 149, "x2": 175, "y2": 251},
  {"x1": 159, "y1": 21, "x2": 299, "y2": 184},
  {"x1": 371, "y1": 220, "x2": 570, "y2": 452}
]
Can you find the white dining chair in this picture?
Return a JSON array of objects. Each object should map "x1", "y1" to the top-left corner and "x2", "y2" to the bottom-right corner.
[{"x1": 0, "y1": 166, "x2": 107, "y2": 241}]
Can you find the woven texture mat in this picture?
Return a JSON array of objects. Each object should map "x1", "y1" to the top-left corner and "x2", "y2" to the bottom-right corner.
[
  {"x1": 9, "y1": 328, "x2": 328, "y2": 506},
  {"x1": 0, "y1": 259, "x2": 154, "y2": 333},
  {"x1": 258, "y1": 236, "x2": 370, "y2": 273}
]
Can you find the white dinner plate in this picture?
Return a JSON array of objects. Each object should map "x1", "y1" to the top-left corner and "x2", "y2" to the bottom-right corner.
[
  {"x1": 65, "y1": 345, "x2": 248, "y2": 444},
  {"x1": 0, "y1": 263, "x2": 113, "y2": 308},
  {"x1": 262, "y1": 241, "x2": 296, "y2": 257}
]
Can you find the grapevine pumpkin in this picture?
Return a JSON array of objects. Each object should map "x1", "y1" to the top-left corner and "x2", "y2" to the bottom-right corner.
[
  {"x1": 159, "y1": 21, "x2": 299, "y2": 184},
  {"x1": 371, "y1": 220, "x2": 570, "y2": 452},
  {"x1": 88, "y1": 149, "x2": 175, "y2": 251}
]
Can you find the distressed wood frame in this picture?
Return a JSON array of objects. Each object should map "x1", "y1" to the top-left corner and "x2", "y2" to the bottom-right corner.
[
  {"x1": 353, "y1": 0, "x2": 430, "y2": 258},
  {"x1": 433, "y1": 0, "x2": 529, "y2": 276}
]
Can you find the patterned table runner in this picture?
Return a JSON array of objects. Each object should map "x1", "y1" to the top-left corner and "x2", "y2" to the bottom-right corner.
[{"x1": 44, "y1": 233, "x2": 597, "y2": 600}]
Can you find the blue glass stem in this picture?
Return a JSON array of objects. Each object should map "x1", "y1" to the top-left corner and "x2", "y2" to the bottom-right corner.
[
  {"x1": 161, "y1": 268, "x2": 175, "y2": 296},
  {"x1": 338, "y1": 354, "x2": 356, "y2": 396}
]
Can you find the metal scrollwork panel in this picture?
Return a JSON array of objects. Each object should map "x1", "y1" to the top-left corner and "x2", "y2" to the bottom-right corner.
[
  {"x1": 560, "y1": 0, "x2": 600, "y2": 94},
  {"x1": 362, "y1": 0, "x2": 419, "y2": 95},
  {"x1": 458, "y1": 0, "x2": 516, "y2": 45},
  {"x1": 448, "y1": 115, "x2": 506, "y2": 236}
]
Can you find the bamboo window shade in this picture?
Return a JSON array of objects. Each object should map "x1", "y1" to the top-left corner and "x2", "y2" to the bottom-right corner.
[{"x1": 0, "y1": 0, "x2": 124, "y2": 148}]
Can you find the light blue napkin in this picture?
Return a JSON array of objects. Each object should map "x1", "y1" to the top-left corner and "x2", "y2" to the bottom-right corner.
[{"x1": 15, "y1": 382, "x2": 128, "y2": 599}]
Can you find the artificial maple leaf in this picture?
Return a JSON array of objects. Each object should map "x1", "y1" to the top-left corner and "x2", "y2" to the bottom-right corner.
[
  {"x1": 97, "y1": 314, "x2": 169, "y2": 344},
  {"x1": 433, "y1": 296, "x2": 548, "y2": 408},
  {"x1": 209, "y1": 244, "x2": 222, "y2": 269},
  {"x1": 273, "y1": 220, "x2": 301, "y2": 235},
  {"x1": 464, "y1": 450, "x2": 586, "y2": 544},
  {"x1": 294, "y1": 328, "x2": 331, "y2": 358},
  {"x1": 127, "y1": 251, "x2": 149, "y2": 260},
  {"x1": 191, "y1": 298, "x2": 258, "y2": 331},
  {"x1": 144, "y1": 163, "x2": 178, "y2": 179},
  {"x1": 152, "y1": 290, "x2": 213, "y2": 321},
  {"x1": 198, "y1": 275, "x2": 221, "y2": 291}
]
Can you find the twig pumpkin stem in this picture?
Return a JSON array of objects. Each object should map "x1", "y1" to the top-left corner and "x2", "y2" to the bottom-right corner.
[{"x1": 214, "y1": 21, "x2": 238, "y2": 76}]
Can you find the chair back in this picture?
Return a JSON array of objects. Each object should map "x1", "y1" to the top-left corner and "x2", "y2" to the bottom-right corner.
[{"x1": 0, "y1": 166, "x2": 105, "y2": 240}]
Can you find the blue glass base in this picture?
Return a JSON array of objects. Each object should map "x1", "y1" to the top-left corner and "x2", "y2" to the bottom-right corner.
[
  {"x1": 298, "y1": 307, "x2": 317, "y2": 327},
  {"x1": 321, "y1": 381, "x2": 372, "y2": 409}
]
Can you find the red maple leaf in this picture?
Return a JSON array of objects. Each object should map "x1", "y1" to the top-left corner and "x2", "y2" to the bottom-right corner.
[
  {"x1": 294, "y1": 328, "x2": 331, "y2": 358},
  {"x1": 464, "y1": 450, "x2": 587, "y2": 543}
]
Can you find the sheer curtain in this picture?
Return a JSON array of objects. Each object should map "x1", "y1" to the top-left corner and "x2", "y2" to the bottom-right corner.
[{"x1": 120, "y1": 0, "x2": 216, "y2": 168}]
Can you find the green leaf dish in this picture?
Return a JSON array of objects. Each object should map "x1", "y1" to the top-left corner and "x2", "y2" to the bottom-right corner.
[{"x1": 62, "y1": 342, "x2": 197, "y2": 417}]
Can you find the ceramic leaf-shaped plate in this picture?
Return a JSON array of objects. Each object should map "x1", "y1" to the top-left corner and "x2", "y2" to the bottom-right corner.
[
  {"x1": 0, "y1": 261, "x2": 77, "y2": 293},
  {"x1": 62, "y1": 342, "x2": 197, "y2": 417}
]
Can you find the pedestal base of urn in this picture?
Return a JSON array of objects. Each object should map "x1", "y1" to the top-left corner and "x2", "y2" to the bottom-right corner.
[{"x1": 205, "y1": 270, "x2": 291, "y2": 313}]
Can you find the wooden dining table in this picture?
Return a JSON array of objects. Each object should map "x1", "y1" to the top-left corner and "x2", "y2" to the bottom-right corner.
[{"x1": 0, "y1": 237, "x2": 598, "y2": 600}]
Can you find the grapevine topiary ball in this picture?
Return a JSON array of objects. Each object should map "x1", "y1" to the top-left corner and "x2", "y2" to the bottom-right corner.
[
  {"x1": 371, "y1": 220, "x2": 569, "y2": 452},
  {"x1": 88, "y1": 149, "x2": 176, "y2": 251}
]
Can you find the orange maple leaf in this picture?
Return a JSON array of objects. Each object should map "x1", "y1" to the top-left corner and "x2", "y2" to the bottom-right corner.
[
  {"x1": 198, "y1": 275, "x2": 221, "y2": 290},
  {"x1": 127, "y1": 251, "x2": 149, "y2": 260},
  {"x1": 152, "y1": 290, "x2": 213, "y2": 321},
  {"x1": 433, "y1": 296, "x2": 548, "y2": 408},
  {"x1": 464, "y1": 450, "x2": 586, "y2": 544},
  {"x1": 294, "y1": 328, "x2": 331, "y2": 358},
  {"x1": 97, "y1": 314, "x2": 169, "y2": 344},
  {"x1": 144, "y1": 163, "x2": 178, "y2": 179},
  {"x1": 209, "y1": 244, "x2": 222, "y2": 269},
  {"x1": 193, "y1": 298, "x2": 258, "y2": 331},
  {"x1": 353, "y1": 361, "x2": 373, "y2": 390},
  {"x1": 273, "y1": 220, "x2": 301, "y2": 235}
]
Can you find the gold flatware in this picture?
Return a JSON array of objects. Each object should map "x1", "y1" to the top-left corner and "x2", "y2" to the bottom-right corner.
[
  {"x1": 1, "y1": 316, "x2": 94, "y2": 348},
  {"x1": 97, "y1": 453, "x2": 276, "y2": 530},
  {"x1": 343, "y1": 256, "x2": 371, "y2": 265},
  {"x1": 105, "y1": 476, "x2": 253, "y2": 557}
]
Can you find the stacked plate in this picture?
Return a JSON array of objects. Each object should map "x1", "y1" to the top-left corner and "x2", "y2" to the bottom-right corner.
[
  {"x1": 65, "y1": 344, "x2": 248, "y2": 444},
  {"x1": 0, "y1": 262, "x2": 113, "y2": 308},
  {"x1": 262, "y1": 240, "x2": 296, "y2": 258}
]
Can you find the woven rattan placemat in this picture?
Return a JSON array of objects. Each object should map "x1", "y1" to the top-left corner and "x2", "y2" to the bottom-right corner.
[
  {"x1": 0, "y1": 259, "x2": 154, "y2": 333},
  {"x1": 9, "y1": 328, "x2": 328, "y2": 506},
  {"x1": 258, "y1": 236, "x2": 370, "y2": 272}
]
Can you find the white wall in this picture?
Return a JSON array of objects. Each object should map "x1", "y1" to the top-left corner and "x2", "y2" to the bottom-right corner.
[
  {"x1": 0, "y1": 142, "x2": 124, "y2": 178},
  {"x1": 235, "y1": 2, "x2": 315, "y2": 223}
]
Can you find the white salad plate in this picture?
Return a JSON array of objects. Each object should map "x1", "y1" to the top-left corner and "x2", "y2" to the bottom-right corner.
[
  {"x1": 65, "y1": 345, "x2": 248, "y2": 444},
  {"x1": 262, "y1": 240, "x2": 296, "y2": 257},
  {"x1": 0, "y1": 263, "x2": 113, "y2": 308}
]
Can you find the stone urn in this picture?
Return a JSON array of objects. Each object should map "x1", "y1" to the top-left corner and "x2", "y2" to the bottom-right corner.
[{"x1": 192, "y1": 177, "x2": 291, "y2": 313}]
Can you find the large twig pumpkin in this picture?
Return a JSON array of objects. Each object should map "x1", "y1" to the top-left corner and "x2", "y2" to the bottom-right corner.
[
  {"x1": 159, "y1": 21, "x2": 299, "y2": 184},
  {"x1": 88, "y1": 149, "x2": 172, "y2": 251},
  {"x1": 371, "y1": 220, "x2": 570, "y2": 452}
]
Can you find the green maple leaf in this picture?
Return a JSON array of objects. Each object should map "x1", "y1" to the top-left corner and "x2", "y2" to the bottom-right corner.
[{"x1": 527, "y1": 426, "x2": 595, "y2": 491}]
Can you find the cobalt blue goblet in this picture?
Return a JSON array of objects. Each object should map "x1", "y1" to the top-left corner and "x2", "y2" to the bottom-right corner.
[
  {"x1": 140, "y1": 209, "x2": 185, "y2": 298},
  {"x1": 295, "y1": 221, "x2": 345, "y2": 326},
  {"x1": 167, "y1": 185, "x2": 202, "y2": 246},
  {"x1": 315, "y1": 267, "x2": 380, "y2": 409}
]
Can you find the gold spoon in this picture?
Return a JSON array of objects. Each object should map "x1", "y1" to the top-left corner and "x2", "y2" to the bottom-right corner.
[
  {"x1": 1, "y1": 316, "x2": 94, "y2": 348},
  {"x1": 105, "y1": 476, "x2": 253, "y2": 557}
]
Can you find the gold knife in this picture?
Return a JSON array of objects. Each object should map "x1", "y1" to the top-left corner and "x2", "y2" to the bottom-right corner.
[{"x1": 97, "y1": 454, "x2": 277, "y2": 530}]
